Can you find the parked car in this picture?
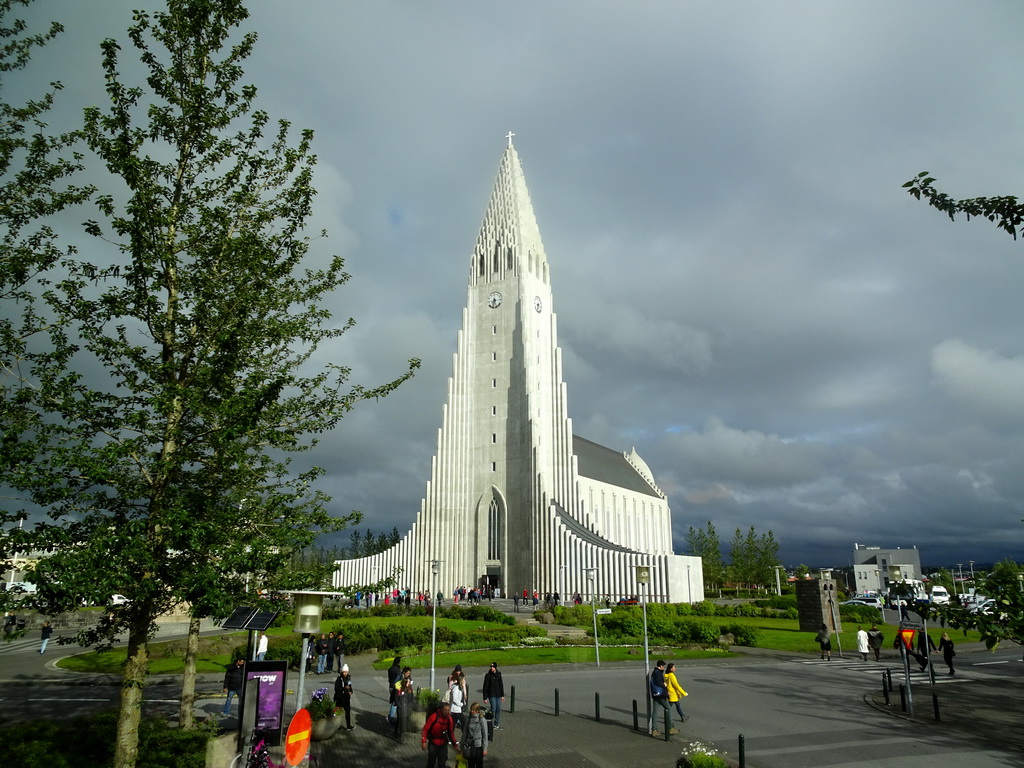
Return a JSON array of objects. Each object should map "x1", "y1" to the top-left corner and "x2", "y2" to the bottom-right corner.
[
  {"x1": 5, "y1": 581, "x2": 37, "y2": 594},
  {"x1": 969, "y1": 598, "x2": 995, "y2": 615},
  {"x1": 840, "y1": 597, "x2": 882, "y2": 608},
  {"x1": 929, "y1": 586, "x2": 950, "y2": 605},
  {"x1": 110, "y1": 594, "x2": 130, "y2": 606},
  {"x1": 616, "y1": 597, "x2": 639, "y2": 605}
]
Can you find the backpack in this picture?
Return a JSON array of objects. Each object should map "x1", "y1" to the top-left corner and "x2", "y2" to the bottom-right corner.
[{"x1": 425, "y1": 712, "x2": 452, "y2": 745}]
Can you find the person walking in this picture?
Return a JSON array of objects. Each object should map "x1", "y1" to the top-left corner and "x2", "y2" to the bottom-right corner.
[
  {"x1": 394, "y1": 666, "x2": 414, "y2": 735},
  {"x1": 315, "y1": 633, "x2": 328, "y2": 674},
  {"x1": 856, "y1": 626, "x2": 869, "y2": 661},
  {"x1": 815, "y1": 624, "x2": 832, "y2": 660},
  {"x1": 938, "y1": 632, "x2": 956, "y2": 675},
  {"x1": 334, "y1": 663, "x2": 354, "y2": 729},
  {"x1": 512, "y1": 592, "x2": 519, "y2": 612},
  {"x1": 39, "y1": 621, "x2": 53, "y2": 654},
  {"x1": 650, "y1": 659, "x2": 672, "y2": 734},
  {"x1": 867, "y1": 624, "x2": 884, "y2": 661},
  {"x1": 448, "y1": 670, "x2": 467, "y2": 732},
  {"x1": 326, "y1": 632, "x2": 336, "y2": 673},
  {"x1": 462, "y1": 702, "x2": 489, "y2": 768},
  {"x1": 421, "y1": 700, "x2": 460, "y2": 768},
  {"x1": 664, "y1": 662, "x2": 688, "y2": 725},
  {"x1": 916, "y1": 631, "x2": 937, "y2": 672},
  {"x1": 222, "y1": 657, "x2": 245, "y2": 716},
  {"x1": 481, "y1": 661, "x2": 505, "y2": 730},
  {"x1": 387, "y1": 656, "x2": 402, "y2": 724},
  {"x1": 255, "y1": 631, "x2": 268, "y2": 661}
]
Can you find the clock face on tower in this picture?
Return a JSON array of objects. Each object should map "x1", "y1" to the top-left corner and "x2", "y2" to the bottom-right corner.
[
  {"x1": 487, "y1": 291, "x2": 502, "y2": 309},
  {"x1": 534, "y1": 296, "x2": 543, "y2": 313}
]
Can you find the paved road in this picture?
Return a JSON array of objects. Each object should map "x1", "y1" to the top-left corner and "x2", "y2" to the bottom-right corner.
[{"x1": 2, "y1": 619, "x2": 1021, "y2": 767}]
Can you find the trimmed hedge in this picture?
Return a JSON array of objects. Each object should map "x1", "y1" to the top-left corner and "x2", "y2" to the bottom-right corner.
[{"x1": 2, "y1": 711, "x2": 213, "y2": 768}]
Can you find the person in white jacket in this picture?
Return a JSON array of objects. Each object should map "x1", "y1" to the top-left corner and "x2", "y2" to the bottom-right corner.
[{"x1": 856, "y1": 626, "x2": 869, "y2": 661}]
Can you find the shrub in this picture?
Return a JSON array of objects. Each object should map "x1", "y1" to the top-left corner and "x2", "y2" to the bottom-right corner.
[
  {"x1": 674, "y1": 619, "x2": 720, "y2": 645},
  {"x1": 305, "y1": 687, "x2": 337, "y2": 719},
  {"x1": 721, "y1": 623, "x2": 761, "y2": 647},
  {"x1": 2, "y1": 711, "x2": 212, "y2": 768},
  {"x1": 690, "y1": 600, "x2": 718, "y2": 616},
  {"x1": 838, "y1": 605, "x2": 881, "y2": 624}
]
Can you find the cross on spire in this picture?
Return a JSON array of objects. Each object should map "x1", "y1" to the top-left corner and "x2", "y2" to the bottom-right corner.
[{"x1": 505, "y1": 131, "x2": 515, "y2": 148}]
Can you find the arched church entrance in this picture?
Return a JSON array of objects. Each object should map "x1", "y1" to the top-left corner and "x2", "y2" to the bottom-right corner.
[{"x1": 479, "y1": 486, "x2": 506, "y2": 595}]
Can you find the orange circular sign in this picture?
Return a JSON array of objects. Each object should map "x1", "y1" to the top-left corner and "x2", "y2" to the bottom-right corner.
[{"x1": 285, "y1": 708, "x2": 312, "y2": 766}]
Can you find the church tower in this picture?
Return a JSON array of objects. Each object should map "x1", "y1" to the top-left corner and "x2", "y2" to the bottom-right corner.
[{"x1": 334, "y1": 139, "x2": 701, "y2": 602}]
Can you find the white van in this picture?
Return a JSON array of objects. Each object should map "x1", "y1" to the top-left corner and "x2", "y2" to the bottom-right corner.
[{"x1": 930, "y1": 586, "x2": 950, "y2": 604}]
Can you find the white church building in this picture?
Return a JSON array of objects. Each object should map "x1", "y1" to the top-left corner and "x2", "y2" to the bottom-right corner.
[{"x1": 333, "y1": 139, "x2": 702, "y2": 603}]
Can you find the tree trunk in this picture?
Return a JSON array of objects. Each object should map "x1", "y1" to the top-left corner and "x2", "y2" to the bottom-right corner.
[
  {"x1": 113, "y1": 619, "x2": 150, "y2": 768},
  {"x1": 178, "y1": 614, "x2": 201, "y2": 728}
]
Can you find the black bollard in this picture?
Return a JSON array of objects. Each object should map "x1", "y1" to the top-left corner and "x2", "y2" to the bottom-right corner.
[
  {"x1": 632, "y1": 699, "x2": 638, "y2": 731},
  {"x1": 555, "y1": 687, "x2": 559, "y2": 717},
  {"x1": 664, "y1": 708, "x2": 671, "y2": 742},
  {"x1": 739, "y1": 734, "x2": 745, "y2": 768},
  {"x1": 899, "y1": 684, "x2": 907, "y2": 712},
  {"x1": 595, "y1": 691, "x2": 600, "y2": 722},
  {"x1": 932, "y1": 692, "x2": 940, "y2": 722},
  {"x1": 510, "y1": 684, "x2": 515, "y2": 713},
  {"x1": 882, "y1": 674, "x2": 890, "y2": 706},
  {"x1": 886, "y1": 668, "x2": 893, "y2": 692}
]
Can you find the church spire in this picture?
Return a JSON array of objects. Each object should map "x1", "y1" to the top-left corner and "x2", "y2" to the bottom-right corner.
[{"x1": 472, "y1": 136, "x2": 548, "y2": 285}]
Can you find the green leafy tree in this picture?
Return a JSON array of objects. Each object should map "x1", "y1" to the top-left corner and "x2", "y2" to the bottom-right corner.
[
  {"x1": 929, "y1": 558, "x2": 1023, "y2": 653},
  {"x1": 5, "y1": 2, "x2": 417, "y2": 765},
  {"x1": 904, "y1": 172, "x2": 1024, "y2": 240},
  {"x1": 727, "y1": 527, "x2": 750, "y2": 593},
  {"x1": 347, "y1": 529, "x2": 363, "y2": 558},
  {"x1": 752, "y1": 529, "x2": 780, "y2": 591},
  {"x1": 0, "y1": 0, "x2": 93, "y2": 615},
  {"x1": 685, "y1": 520, "x2": 724, "y2": 594}
]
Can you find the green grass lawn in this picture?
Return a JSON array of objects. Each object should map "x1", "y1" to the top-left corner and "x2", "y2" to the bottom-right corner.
[{"x1": 54, "y1": 613, "x2": 981, "y2": 675}]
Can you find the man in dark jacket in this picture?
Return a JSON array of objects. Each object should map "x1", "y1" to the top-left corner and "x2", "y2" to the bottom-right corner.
[
  {"x1": 482, "y1": 661, "x2": 506, "y2": 729},
  {"x1": 386, "y1": 656, "x2": 402, "y2": 723},
  {"x1": 222, "y1": 658, "x2": 245, "y2": 716},
  {"x1": 650, "y1": 659, "x2": 671, "y2": 734}
]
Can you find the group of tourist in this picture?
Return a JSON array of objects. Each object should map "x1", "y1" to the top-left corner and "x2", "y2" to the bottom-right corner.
[
  {"x1": 306, "y1": 630, "x2": 346, "y2": 674},
  {"x1": 385, "y1": 656, "x2": 505, "y2": 768},
  {"x1": 815, "y1": 623, "x2": 958, "y2": 674}
]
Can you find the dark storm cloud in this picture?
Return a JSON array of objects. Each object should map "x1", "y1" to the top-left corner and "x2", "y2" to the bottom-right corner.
[{"x1": 7, "y1": 1, "x2": 1024, "y2": 568}]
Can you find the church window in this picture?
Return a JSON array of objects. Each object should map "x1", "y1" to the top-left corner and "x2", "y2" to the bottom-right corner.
[
  {"x1": 491, "y1": 462, "x2": 496, "y2": 471},
  {"x1": 491, "y1": 406, "x2": 497, "y2": 415},
  {"x1": 487, "y1": 498, "x2": 502, "y2": 559},
  {"x1": 492, "y1": 433, "x2": 497, "y2": 443},
  {"x1": 492, "y1": 378, "x2": 497, "y2": 388},
  {"x1": 492, "y1": 326, "x2": 497, "y2": 335},
  {"x1": 492, "y1": 351, "x2": 497, "y2": 361}
]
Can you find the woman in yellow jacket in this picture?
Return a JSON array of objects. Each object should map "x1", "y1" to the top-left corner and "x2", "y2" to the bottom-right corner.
[{"x1": 665, "y1": 662, "x2": 688, "y2": 723}]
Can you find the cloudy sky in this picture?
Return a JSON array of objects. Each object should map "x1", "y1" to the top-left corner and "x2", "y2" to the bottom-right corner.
[{"x1": 12, "y1": 1, "x2": 1024, "y2": 570}]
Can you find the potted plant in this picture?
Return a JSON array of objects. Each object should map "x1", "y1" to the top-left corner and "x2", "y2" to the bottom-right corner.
[
  {"x1": 305, "y1": 687, "x2": 343, "y2": 741},
  {"x1": 410, "y1": 686, "x2": 439, "y2": 730}
]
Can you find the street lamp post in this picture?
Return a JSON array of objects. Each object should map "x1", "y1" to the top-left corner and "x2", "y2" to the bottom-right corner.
[
  {"x1": 429, "y1": 560, "x2": 441, "y2": 691},
  {"x1": 636, "y1": 565, "x2": 652, "y2": 732},
  {"x1": 292, "y1": 592, "x2": 326, "y2": 715},
  {"x1": 584, "y1": 568, "x2": 600, "y2": 667}
]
